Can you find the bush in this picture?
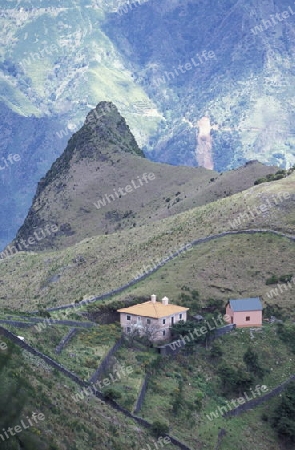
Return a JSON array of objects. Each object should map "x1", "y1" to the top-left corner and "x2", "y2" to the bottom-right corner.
[
  {"x1": 279, "y1": 274, "x2": 293, "y2": 283},
  {"x1": 243, "y1": 347, "x2": 266, "y2": 379},
  {"x1": 264, "y1": 303, "x2": 285, "y2": 320},
  {"x1": 210, "y1": 342, "x2": 223, "y2": 358},
  {"x1": 151, "y1": 420, "x2": 169, "y2": 437},
  {"x1": 266, "y1": 275, "x2": 279, "y2": 285},
  {"x1": 103, "y1": 387, "x2": 122, "y2": 400}
]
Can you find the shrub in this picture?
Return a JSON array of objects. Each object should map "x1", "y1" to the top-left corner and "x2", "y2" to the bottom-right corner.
[
  {"x1": 279, "y1": 274, "x2": 293, "y2": 283},
  {"x1": 103, "y1": 387, "x2": 122, "y2": 400},
  {"x1": 265, "y1": 275, "x2": 279, "y2": 285},
  {"x1": 210, "y1": 342, "x2": 223, "y2": 358},
  {"x1": 151, "y1": 420, "x2": 169, "y2": 437}
]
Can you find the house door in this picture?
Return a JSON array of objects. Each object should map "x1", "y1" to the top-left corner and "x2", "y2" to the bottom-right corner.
[
  {"x1": 171, "y1": 317, "x2": 174, "y2": 326},
  {"x1": 231, "y1": 316, "x2": 233, "y2": 324}
]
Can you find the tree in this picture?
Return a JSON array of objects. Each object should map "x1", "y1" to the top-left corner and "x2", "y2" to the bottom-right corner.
[
  {"x1": 217, "y1": 364, "x2": 239, "y2": 393},
  {"x1": 243, "y1": 347, "x2": 265, "y2": 379},
  {"x1": 210, "y1": 342, "x2": 223, "y2": 359},
  {"x1": 123, "y1": 321, "x2": 163, "y2": 346},
  {"x1": 171, "y1": 379, "x2": 185, "y2": 415},
  {"x1": 217, "y1": 363, "x2": 254, "y2": 395},
  {"x1": 273, "y1": 381, "x2": 295, "y2": 443},
  {"x1": 123, "y1": 326, "x2": 140, "y2": 347},
  {"x1": 141, "y1": 322, "x2": 163, "y2": 344}
]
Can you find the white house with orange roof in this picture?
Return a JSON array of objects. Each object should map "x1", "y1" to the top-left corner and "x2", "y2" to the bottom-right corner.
[{"x1": 117, "y1": 294, "x2": 189, "y2": 342}]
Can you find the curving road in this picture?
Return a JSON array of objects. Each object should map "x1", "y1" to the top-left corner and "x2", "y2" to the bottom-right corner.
[{"x1": 32, "y1": 228, "x2": 294, "y2": 313}]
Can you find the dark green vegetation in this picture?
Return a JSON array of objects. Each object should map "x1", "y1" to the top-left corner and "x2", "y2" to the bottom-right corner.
[
  {"x1": 217, "y1": 346, "x2": 266, "y2": 396},
  {"x1": 277, "y1": 322, "x2": 295, "y2": 355},
  {"x1": 106, "y1": 323, "x2": 295, "y2": 449},
  {"x1": 254, "y1": 167, "x2": 295, "y2": 185},
  {"x1": 272, "y1": 381, "x2": 295, "y2": 444},
  {"x1": 265, "y1": 274, "x2": 293, "y2": 285},
  {"x1": 0, "y1": 341, "x2": 49, "y2": 449}
]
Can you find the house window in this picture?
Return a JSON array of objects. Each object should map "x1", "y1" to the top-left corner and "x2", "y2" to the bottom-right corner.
[
  {"x1": 147, "y1": 319, "x2": 151, "y2": 324},
  {"x1": 127, "y1": 327, "x2": 130, "y2": 333},
  {"x1": 127, "y1": 315, "x2": 131, "y2": 321},
  {"x1": 163, "y1": 330, "x2": 166, "y2": 336},
  {"x1": 246, "y1": 316, "x2": 250, "y2": 321},
  {"x1": 179, "y1": 314, "x2": 182, "y2": 319},
  {"x1": 163, "y1": 319, "x2": 166, "y2": 324}
]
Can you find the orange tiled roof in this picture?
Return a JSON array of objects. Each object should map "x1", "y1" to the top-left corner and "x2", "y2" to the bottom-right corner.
[{"x1": 117, "y1": 301, "x2": 189, "y2": 319}]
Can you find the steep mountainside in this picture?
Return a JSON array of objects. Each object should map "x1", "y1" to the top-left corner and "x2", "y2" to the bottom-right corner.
[{"x1": 12, "y1": 102, "x2": 279, "y2": 250}]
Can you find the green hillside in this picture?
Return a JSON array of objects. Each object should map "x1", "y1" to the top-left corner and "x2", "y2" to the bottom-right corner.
[{"x1": 0, "y1": 172, "x2": 294, "y2": 311}]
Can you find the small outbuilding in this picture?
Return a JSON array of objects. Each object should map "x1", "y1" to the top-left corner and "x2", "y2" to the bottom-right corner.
[{"x1": 225, "y1": 297, "x2": 262, "y2": 328}]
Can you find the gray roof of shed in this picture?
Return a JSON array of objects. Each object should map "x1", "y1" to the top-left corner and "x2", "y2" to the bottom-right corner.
[{"x1": 229, "y1": 297, "x2": 262, "y2": 312}]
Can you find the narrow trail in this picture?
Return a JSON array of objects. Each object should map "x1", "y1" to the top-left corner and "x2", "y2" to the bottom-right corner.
[
  {"x1": 33, "y1": 228, "x2": 294, "y2": 313},
  {"x1": 225, "y1": 373, "x2": 295, "y2": 418}
]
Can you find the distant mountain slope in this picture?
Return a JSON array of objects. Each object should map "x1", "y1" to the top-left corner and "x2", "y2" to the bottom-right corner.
[
  {"x1": 0, "y1": 102, "x2": 68, "y2": 249},
  {"x1": 105, "y1": 0, "x2": 295, "y2": 169},
  {"x1": 12, "y1": 102, "x2": 279, "y2": 251},
  {"x1": 2, "y1": 0, "x2": 295, "y2": 247}
]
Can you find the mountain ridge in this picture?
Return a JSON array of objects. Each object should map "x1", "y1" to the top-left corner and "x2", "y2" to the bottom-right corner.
[{"x1": 11, "y1": 103, "x2": 280, "y2": 251}]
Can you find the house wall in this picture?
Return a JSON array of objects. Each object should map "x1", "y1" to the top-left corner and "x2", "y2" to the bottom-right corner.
[
  {"x1": 233, "y1": 310, "x2": 262, "y2": 327},
  {"x1": 225, "y1": 305, "x2": 262, "y2": 327},
  {"x1": 120, "y1": 311, "x2": 187, "y2": 341},
  {"x1": 225, "y1": 304, "x2": 233, "y2": 323}
]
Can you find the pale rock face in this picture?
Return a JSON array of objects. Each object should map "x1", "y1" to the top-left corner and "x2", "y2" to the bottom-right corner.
[{"x1": 197, "y1": 117, "x2": 214, "y2": 170}]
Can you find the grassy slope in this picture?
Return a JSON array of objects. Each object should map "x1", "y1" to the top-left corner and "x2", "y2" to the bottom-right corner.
[
  {"x1": 0, "y1": 172, "x2": 293, "y2": 311},
  {"x1": 11, "y1": 320, "x2": 292, "y2": 450},
  {"x1": 2, "y1": 336, "x2": 179, "y2": 450},
  {"x1": 4, "y1": 306, "x2": 293, "y2": 449},
  {"x1": 138, "y1": 325, "x2": 295, "y2": 449},
  {"x1": 5, "y1": 323, "x2": 122, "y2": 381},
  {"x1": 118, "y1": 233, "x2": 295, "y2": 312}
]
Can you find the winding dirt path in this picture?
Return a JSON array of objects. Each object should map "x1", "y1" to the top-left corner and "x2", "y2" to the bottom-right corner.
[{"x1": 33, "y1": 228, "x2": 294, "y2": 313}]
